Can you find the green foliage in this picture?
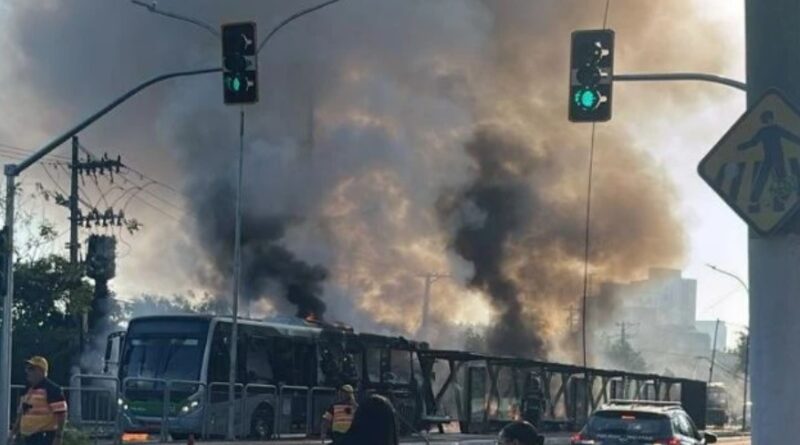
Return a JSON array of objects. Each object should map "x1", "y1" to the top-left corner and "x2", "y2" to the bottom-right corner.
[
  {"x1": 62, "y1": 425, "x2": 91, "y2": 445},
  {"x1": 733, "y1": 330, "x2": 749, "y2": 375},
  {"x1": 11, "y1": 255, "x2": 93, "y2": 385},
  {"x1": 463, "y1": 327, "x2": 488, "y2": 353},
  {"x1": 607, "y1": 338, "x2": 647, "y2": 372},
  {"x1": 117, "y1": 292, "x2": 227, "y2": 322}
]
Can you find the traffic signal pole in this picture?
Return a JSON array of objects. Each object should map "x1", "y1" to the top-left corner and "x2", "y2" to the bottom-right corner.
[
  {"x1": 0, "y1": 67, "x2": 220, "y2": 445},
  {"x1": 745, "y1": 1, "x2": 800, "y2": 443}
]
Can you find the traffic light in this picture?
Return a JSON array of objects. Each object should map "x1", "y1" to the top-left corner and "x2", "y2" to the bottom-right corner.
[
  {"x1": 221, "y1": 22, "x2": 258, "y2": 105},
  {"x1": 569, "y1": 29, "x2": 614, "y2": 122}
]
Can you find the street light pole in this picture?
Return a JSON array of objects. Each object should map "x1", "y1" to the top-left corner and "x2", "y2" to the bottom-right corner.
[
  {"x1": 707, "y1": 264, "x2": 750, "y2": 432},
  {"x1": 226, "y1": 108, "x2": 244, "y2": 440},
  {"x1": 0, "y1": 66, "x2": 221, "y2": 445}
]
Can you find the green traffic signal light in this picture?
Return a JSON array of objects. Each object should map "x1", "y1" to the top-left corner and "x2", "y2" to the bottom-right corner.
[
  {"x1": 574, "y1": 87, "x2": 601, "y2": 111},
  {"x1": 225, "y1": 75, "x2": 245, "y2": 93}
]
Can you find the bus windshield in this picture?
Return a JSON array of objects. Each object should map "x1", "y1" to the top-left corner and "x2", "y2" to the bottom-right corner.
[{"x1": 120, "y1": 318, "x2": 210, "y2": 382}]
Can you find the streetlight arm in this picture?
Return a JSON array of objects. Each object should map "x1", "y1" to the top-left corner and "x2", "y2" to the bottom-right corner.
[
  {"x1": 12, "y1": 67, "x2": 222, "y2": 175},
  {"x1": 257, "y1": 0, "x2": 342, "y2": 54},
  {"x1": 707, "y1": 263, "x2": 750, "y2": 293},
  {"x1": 130, "y1": 0, "x2": 220, "y2": 38}
]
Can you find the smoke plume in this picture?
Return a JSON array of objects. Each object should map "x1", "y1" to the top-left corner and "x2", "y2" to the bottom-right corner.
[
  {"x1": 438, "y1": 127, "x2": 546, "y2": 356},
  {"x1": 0, "y1": 0, "x2": 737, "y2": 358}
]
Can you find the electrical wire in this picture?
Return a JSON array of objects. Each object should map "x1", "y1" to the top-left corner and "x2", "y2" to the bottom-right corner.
[
  {"x1": 39, "y1": 163, "x2": 92, "y2": 207},
  {"x1": 78, "y1": 142, "x2": 184, "y2": 220},
  {"x1": 121, "y1": 164, "x2": 182, "y2": 196},
  {"x1": 581, "y1": 0, "x2": 613, "y2": 412},
  {"x1": 581, "y1": 123, "x2": 596, "y2": 372},
  {"x1": 118, "y1": 171, "x2": 186, "y2": 212},
  {"x1": 0, "y1": 142, "x2": 71, "y2": 162}
]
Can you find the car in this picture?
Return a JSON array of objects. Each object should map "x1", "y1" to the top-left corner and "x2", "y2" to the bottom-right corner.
[{"x1": 570, "y1": 400, "x2": 718, "y2": 445}]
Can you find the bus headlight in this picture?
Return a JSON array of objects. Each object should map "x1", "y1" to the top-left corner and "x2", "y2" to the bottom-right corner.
[{"x1": 180, "y1": 400, "x2": 200, "y2": 414}]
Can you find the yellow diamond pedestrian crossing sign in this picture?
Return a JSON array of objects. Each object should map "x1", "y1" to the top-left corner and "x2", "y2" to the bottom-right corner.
[{"x1": 699, "y1": 89, "x2": 800, "y2": 234}]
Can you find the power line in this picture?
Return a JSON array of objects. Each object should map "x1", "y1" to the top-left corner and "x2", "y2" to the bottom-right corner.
[
  {"x1": 121, "y1": 164, "x2": 182, "y2": 196},
  {"x1": 39, "y1": 163, "x2": 92, "y2": 207},
  {"x1": 602, "y1": 0, "x2": 612, "y2": 29},
  {"x1": 117, "y1": 172, "x2": 186, "y2": 212},
  {"x1": 0, "y1": 142, "x2": 71, "y2": 162}
]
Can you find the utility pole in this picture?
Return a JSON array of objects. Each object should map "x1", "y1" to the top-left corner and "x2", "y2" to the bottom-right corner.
[
  {"x1": 743, "y1": 331, "x2": 750, "y2": 431},
  {"x1": 0, "y1": 66, "x2": 221, "y2": 445},
  {"x1": 69, "y1": 137, "x2": 79, "y2": 264},
  {"x1": 614, "y1": 321, "x2": 638, "y2": 345},
  {"x1": 418, "y1": 273, "x2": 446, "y2": 339},
  {"x1": 564, "y1": 305, "x2": 581, "y2": 332},
  {"x1": 708, "y1": 318, "x2": 720, "y2": 384},
  {"x1": 745, "y1": 1, "x2": 800, "y2": 442},
  {"x1": 706, "y1": 264, "x2": 751, "y2": 432}
]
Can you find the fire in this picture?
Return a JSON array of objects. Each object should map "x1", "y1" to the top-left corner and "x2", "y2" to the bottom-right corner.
[{"x1": 305, "y1": 313, "x2": 320, "y2": 323}]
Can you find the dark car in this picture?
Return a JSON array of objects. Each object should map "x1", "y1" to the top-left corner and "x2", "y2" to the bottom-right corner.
[{"x1": 571, "y1": 401, "x2": 718, "y2": 445}]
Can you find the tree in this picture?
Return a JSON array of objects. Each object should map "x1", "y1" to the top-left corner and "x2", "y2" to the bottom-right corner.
[
  {"x1": 732, "y1": 330, "x2": 749, "y2": 375},
  {"x1": 463, "y1": 326, "x2": 488, "y2": 353},
  {"x1": 10, "y1": 255, "x2": 93, "y2": 385},
  {"x1": 607, "y1": 338, "x2": 647, "y2": 372}
]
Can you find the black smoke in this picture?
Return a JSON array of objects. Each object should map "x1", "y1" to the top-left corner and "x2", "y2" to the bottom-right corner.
[
  {"x1": 439, "y1": 127, "x2": 545, "y2": 358},
  {"x1": 198, "y1": 179, "x2": 328, "y2": 318}
]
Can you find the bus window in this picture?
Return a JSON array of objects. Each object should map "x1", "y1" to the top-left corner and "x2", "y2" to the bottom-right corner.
[
  {"x1": 294, "y1": 342, "x2": 317, "y2": 386},
  {"x1": 208, "y1": 323, "x2": 230, "y2": 384},
  {"x1": 208, "y1": 322, "x2": 246, "y2": 384},
  {"x1": 246, "y1": 334, "x2": 274, "y2": 384},
  {"x1": 389, "y1": 350, "x2": 412, "y2": 384},
  {"x1": 271, "y1": 337, "x2": 295, "y2": 385},
  {"x1": 366, "y1": 348, "x2": 382, "y2": 383}
]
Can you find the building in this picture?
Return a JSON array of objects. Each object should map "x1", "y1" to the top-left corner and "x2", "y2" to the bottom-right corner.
[
  {"x1": 591, "y1": 268, "x2": 711, "y2": 376},
  {"x1": 696, "y1": 320, "x2": 729, "y2": 352}
]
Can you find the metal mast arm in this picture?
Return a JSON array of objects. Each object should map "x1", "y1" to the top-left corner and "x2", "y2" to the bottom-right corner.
[{"x1": 614, "y1": 73, "x2": 747, "y2": 92}]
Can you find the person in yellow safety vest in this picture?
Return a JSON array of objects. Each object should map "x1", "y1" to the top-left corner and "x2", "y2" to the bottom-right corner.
[
  {"x1": 10, "y1": 357, "x2": 68, "y2": 445},
  {"x1": 320, "y1": 385, "x2": 357, "y2": 444}
]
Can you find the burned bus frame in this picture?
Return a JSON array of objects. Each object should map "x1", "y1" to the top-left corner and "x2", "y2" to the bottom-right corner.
[{"x1": 416, "y1": 349, "x2": 708, "y2": 433}]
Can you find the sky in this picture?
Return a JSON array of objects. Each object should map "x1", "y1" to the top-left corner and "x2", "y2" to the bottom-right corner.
[{"x1": 0, "y1": 0, "x2": 750, "y2": 351}]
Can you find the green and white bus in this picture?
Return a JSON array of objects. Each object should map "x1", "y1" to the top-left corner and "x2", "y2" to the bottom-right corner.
[{"x1": 109, "y1": 314, "x2": 428, "y2": 439}]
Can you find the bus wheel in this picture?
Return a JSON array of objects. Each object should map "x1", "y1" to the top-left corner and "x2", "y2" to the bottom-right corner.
[{"x1": 250, "y1": 404, "x2": 274, "y2": 440}]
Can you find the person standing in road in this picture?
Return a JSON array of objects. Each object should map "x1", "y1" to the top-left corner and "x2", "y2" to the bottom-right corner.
[
  {"x1": 10, "y1": 357, "x2": 68, "y2": 445},
  {"x1": 339, "y1": 394, "x2": 398, "y2": 445},
  {"x1": 320, "y1": 384, "x2": 358, "y2": 444},
  {"x1": 497, "y1": 420, "x2": 545, "y2": 445}
]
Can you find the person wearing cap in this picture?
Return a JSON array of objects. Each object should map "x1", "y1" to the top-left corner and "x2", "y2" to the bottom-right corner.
[
  {"x1": 320, "y1": 384, "x2": 357, "y2": 444},
  {"x1": 11, "y1": 357, "x2": 67, "y2": 445},
  {"x1": 497, "y1": 420, "x2": 545, "y2": 445}
]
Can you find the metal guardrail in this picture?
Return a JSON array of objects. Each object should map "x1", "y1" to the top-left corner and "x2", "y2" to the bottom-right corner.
[
  {"x1": 275, "y1": 385, "x2": 309, "y2": 438},
  {"x1": 308, "y1": 386, "x2": 336, "y2": 435}
]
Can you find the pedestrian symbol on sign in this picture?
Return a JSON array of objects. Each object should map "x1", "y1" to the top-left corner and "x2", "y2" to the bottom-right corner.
[
  {"x1": 699, "y1": 89, "x2": 800, "y2": 234},
  {"x1": 735, "y1": 110, "x2": 800, "y2": 213}
]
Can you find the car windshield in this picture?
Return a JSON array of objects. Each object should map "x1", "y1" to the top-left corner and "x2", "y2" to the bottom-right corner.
[
  {"x1": 586, "y1": 411, "x2": 671, "y2": 439},
  {"x1": 120, "y1": 318, "x2": 209, "y2": 382}
]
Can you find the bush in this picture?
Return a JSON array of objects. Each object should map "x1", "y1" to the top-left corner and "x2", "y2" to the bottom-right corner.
[{"x1": 63, "y1": 426, "x2": 91, "y2": 445}]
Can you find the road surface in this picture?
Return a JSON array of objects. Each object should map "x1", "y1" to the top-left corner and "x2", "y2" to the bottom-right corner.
[{"x1": 178, "y1": 434, "x2": 750, "y2": 445}]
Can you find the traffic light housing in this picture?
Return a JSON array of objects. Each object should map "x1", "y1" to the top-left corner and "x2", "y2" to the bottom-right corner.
[
  {"x1": 222, "y1": 22, "x2": 258, "y2": 105},
  {"x1": 569, "y1": 29, "x2": 614, "y2": 122}
]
